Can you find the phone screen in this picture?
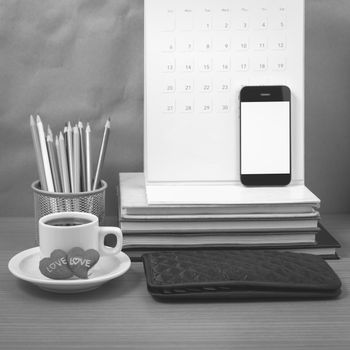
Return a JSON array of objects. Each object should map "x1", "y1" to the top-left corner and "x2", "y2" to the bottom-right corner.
[{"x1": 241, "y1": 101, "x2": 290, "y2": 175}]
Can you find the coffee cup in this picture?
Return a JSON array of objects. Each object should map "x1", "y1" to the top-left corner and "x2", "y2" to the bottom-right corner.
[{"x1": 38, "y1": 211, "x2": 123, "y2": 258}]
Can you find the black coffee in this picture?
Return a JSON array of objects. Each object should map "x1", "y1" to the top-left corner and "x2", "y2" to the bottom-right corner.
[{"x1": 45, "y1": 217, "x2": 92, "y2": 227}]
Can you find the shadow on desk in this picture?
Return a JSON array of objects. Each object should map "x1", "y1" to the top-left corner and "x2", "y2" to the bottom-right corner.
[
  {"x1": 148, "y1": 292, "x2": 346, "y2": 304},
  {"x1": 13, "y1": 264, "x2": 145, "y2": 302}
]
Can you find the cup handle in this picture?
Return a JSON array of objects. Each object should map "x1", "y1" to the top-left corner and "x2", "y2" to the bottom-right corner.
[{"x1": 98, "y1": 227, "x2": 123, "y2": 255}]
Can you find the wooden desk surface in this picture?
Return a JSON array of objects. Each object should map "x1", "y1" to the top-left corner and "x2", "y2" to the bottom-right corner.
[{"x1": 1, "y1": 215, "x2": 350, "y2": 350}]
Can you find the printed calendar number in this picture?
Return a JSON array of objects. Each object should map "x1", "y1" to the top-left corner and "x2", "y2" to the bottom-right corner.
[
  {"x1": 163, "y1": 80, "x2": 176, "y2": 93},
  {"x1": 203, "y1": 84, "x2": 211, "y2": 91},
  {"x1": 203, "y1": 104, "x2": 211, "y2": 112},
  {"x1": 178, "y1": 97, "x2": 194, "y2": 113},
  {"x1": 219, "y1": 104, "x2": 230, "y2": 113},
  {"x1": 184, "y1": 105, "x2": 193, "y2": 112},
  {"x1": 163, "y1": 100, "x2": 176, "y2": 113},
  {"x1": 198, "y1": 57, "x2": 212, "y2": 72},
  {"x1": 177, "y1": 78, "x2": 194, "y2": 93},
  {"x1": 236, "y1": 60, "x2": 249, "y2": 71},
  {"x1": 198, "y1": 78, "x2": 212, "y2": 92},
  {"x1": 222, "y1": 84, "x2": 229, "y2": 91},
  {"x1": 198, "y1": 8, "x2": 212, "y2": 31}
]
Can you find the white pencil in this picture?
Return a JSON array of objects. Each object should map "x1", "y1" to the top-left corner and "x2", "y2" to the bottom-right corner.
[
  {"x1": 67, "y1": 122, "x2": 74, "y2": 192},
  {"x1": 47, "y1": 129, "x2": 62, "y2": 192},
  {"x1": 63, "y1": 125, "x2": 68, "y2": 151},
  {"x1": 93, "y1": 118, "x2": 110, "y2": 190},
  {"x1": 58, "y1": 132, "x2": 71, "y2": 193},
  {"x1": 78, "y1": 121, "x2": 87, "y2": 192},
  {"x1": 55, "y1": 135, "x2": 64, "y2": 191},
  {"x1": 36, "y1": 115, "x2": 54, "y2": 192},
  {"x1": 86, "y1": 123, "x2": 92, "y2": 191},
  {"x1": 30, "y1": 115, "x2": 47, "y2": 190},
  {"x1": 73, "y1": 125, "x2": 81, "y2": 193}
]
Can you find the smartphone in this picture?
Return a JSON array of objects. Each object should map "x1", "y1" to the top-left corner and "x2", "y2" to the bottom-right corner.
[{"x1": 240, "y1": 85, "x2": 291, "y2": 186}]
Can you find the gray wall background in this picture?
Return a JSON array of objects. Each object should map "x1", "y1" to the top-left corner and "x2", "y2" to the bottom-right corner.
[{"x1": 0, "y1": 0, "x2": 349, "y2": 217}]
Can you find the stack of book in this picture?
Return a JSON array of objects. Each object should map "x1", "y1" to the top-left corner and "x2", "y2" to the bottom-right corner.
[{"x1": 117, "y1": 173, "x2": 340, "y2": 260}]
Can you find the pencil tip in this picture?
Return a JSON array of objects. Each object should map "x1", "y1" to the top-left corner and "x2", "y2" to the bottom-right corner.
[
  {"x1": 47, "y1": 132, "x2": 53, "y2": 142},
  {"x1": 36, "y1": 115, "x2": 42, "y2": 123},
  {"x1": 30, "y1": 115, "x2": 34, "y2": 124},
  {"x1": 78, "y1": 121, "x2": 83, "y2": 128},
  {"x1": 106, "y1": 118, "x2": 111, "y2": 128}
]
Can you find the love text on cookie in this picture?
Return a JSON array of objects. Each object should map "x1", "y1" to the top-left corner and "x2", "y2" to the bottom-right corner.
[
  {"x1": 69, "y1": 257, "x2": 91, "y2": 268},
  {"x1": 46, "y1": 257, "x2": 68, "y2": 272}
]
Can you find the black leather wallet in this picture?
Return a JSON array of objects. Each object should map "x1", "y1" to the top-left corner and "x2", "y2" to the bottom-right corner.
[{"x1": 142, "y1": 250, "x2": 341, "y2": 300}]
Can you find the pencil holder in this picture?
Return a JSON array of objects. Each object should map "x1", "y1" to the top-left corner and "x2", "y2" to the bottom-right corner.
[{"x1": 32, "y1": 180, "x2": 107, "y2": 239}]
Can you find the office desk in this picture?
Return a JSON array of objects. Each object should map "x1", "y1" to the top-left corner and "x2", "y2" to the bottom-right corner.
[{"x1": 1, "y1": 215, "x2": 350, "y2": 350}]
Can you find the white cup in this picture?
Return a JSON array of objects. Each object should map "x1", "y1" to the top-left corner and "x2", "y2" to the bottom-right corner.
[{"x1": 39, "y1": 212, "x2": 123, "y2": 258}]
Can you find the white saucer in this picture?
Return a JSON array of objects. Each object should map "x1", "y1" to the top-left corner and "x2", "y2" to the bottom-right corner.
[{"x1": 8, "y1": 247, "x2": 131, "y2": 293}]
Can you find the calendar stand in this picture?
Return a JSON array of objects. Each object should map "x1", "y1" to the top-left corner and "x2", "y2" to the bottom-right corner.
[{"x1": 144, "y1": 0, "x2": 306, "y2": 204}]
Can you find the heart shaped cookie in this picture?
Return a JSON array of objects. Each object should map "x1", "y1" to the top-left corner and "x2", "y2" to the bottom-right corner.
[
  {"x1": 39, "y1": 249, "x2": 73, "y2": 280},
  {"x1": 67, "y1": 247, "x2": 100, "y2": 279}
]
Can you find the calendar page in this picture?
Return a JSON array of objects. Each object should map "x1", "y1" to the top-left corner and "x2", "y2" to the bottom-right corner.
[{"x1": 145, "y1": 0, "x2": 304, "y2": 187}]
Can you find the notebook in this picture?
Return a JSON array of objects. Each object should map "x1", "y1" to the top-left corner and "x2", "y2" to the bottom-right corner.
[
  {"x1": 118, "y1": 173, "x2": 319, "y2": 216},
  {"x1": 121, "y1": 225, "x2": 340, "y2": 261}
]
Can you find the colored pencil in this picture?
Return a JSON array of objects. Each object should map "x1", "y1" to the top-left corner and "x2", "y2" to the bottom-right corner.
[
  {"x1": 30, "y1": 115, "x2": 47, "y2": 190},
  {"x1": 36, "y1": 115, "x2": 54, "y2": 192},
  {"x1": 93, "y1": 118, "x2": 110, "y2": 190}
]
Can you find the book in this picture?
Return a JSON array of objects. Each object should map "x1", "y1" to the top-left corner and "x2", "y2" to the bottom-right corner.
[
  {"x1": 146, "y1": 180, "x2": 321, "y2": 205},
  {"x1": 121, "y1": 225, "x2": 340, "y2": 261},
  {"x1": 123, "y1": 231, "x2": 316, "y2": 247},
  {"x1": 119, "y1": 175, "x2": 320, "y2": 233},
  {"x1": 118, "y1": 173, "x2": 320, "y2": 216},
  {"x1": 121, "y1": 211, "x2": 320, "y2": 222},
  {"x1": 120, "y1": 215, "x2": 319, "y2": 233}
]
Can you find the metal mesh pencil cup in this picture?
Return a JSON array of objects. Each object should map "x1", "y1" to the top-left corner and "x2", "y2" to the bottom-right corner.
[{"x1": 32, "y1": 180, "x2": 107, "y2": 237}]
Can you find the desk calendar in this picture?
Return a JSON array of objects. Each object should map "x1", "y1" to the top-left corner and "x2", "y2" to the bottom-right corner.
[{"x1": 144, "y1": 0, "x2": 305, "y2": 204}]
